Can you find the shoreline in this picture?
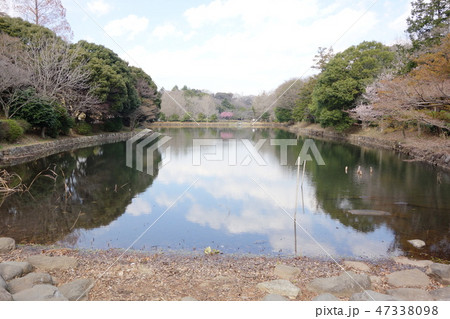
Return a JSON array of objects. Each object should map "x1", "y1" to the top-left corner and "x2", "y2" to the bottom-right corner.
[
  {"x1": 1, "y1": 244, "x2": 447, "y2": 301},
  {"x1": 0, "y1": 122, "x2": 449, "y2": 171},
  {"x1": 0, "y1": 131, "x2": 145, "y2": 166},
  {"x1": 287, "y1": 124, "x2": 450, "y2": 171},
  {"x1": 0, "y1": 245, "x2": 445, "y2": 301}
]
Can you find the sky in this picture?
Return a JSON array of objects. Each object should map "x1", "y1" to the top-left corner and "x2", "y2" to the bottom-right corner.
[{"x1": 6, "y1": 0, "x2": 413, "y2": 95}]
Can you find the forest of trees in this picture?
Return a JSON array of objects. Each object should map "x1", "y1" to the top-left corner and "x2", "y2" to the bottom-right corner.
[
  {"x1": 265, "y1": 0, "x2": 449, "y2": 135},
  {"x1": 0, "y1": 0, "x2": 160, "y2": 143}
]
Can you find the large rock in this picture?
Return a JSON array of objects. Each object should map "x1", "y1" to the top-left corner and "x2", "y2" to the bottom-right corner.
[
  {"x1": 350, "y1": 290, "x2": 399, "y2": 301},
  {"x1": 12, "y1": 284, "x2": 68, "y2": 301},
  {"x1": 27, "y1": 255, "x2": 78, "y2": 271},
  {"x1": 430, "y1": 287, "x2": 450, "y2": 301},
  {"x1": 312, "y1": 293, "x2": 340, "y2": 301},
  {"x1": 0, "y1": 286, "x2": 13, "y2": 301},
  {"x1": 256, "y1": 280, "x2": 301, "y2": 299},
  {"x1": 0, "y1": 237, "x2": 15, "y2": 253},
  {"x1": 261, "y1": 294, "x2": 289, "y2": 301},
  {"x1": 0, "y1": 275, "x2": 6, "y2": 289},
  {"x1": 7, "y1": 272, "x2": 53, "y2": 294},
  {"x1": 386, "y1": 269, "x2": 430, "y2": 288},
  {"x1": 393, "y1": 256, "x2": 433, "y2": 268},
  {"x1": 386, "y1": 288, "x2": 433, "y2": 301},
  {"x1": 428, "y1": 263, "x2": 450, "y2": 285},
  {"x1": 308, "y1": 271, "x2": 371, "y2": 297},
  {"x1": 343, "y1": 261, "x2": 371, "y2": 272},
  {"x1": 0, "y1": 261, "x2": 33, "y2": 281},
  {"x1": 274, "y1": 264, "x2": 301, "y2": 280},
  {"x1": 407, "y1": 239, "x2": 425, "y2": 248},
  {"x1": 59, "y1": 278, "x2": 93, "y2": 301}
]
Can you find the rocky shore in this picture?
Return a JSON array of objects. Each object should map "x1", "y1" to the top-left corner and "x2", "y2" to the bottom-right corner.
[{"x1": 1, "y1": 237, "x2": 449, "y2": 301}]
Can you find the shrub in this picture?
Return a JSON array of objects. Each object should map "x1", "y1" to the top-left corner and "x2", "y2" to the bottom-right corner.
[
  {"x1": 208, "y1": 114, "x2": 218, "y2": 122},
  {"x1": 168, "y1": 114, "x2": 180, "y2": 121},
  {"x1": 15, "y1": 119, "x2": 31, "y2": 132},
  {"x1": 103, "y1": 118, "x2": 123, "y2": 132},
  {"x1": 0, "y1": 119, "x2": 24, "y2": 142},
  {"x1": 181, "y1": 113, "x2": 193, "y2": 122},
  {"x1": 197, "y1": 113, "x2": 206, "y2": 122},
  {"x1": 56, "y1": 107, "x2": 75, "y2": 136},
  {"x1": 159, "y1": 112, "x2": 166, "y2": 121},
  {"x1": 74, "y1": 122, "x2": 92, "y2": 135}
]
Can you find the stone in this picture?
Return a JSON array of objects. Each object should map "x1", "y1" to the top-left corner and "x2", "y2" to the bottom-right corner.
[
  {"x1": 387, "y1": 288, "x2": 433, "y2": 301},
  {"x1": 59, "y1": 278, "x2": 93, "y2": 301},
  {"x1": 343, "y1": 261, "x2": 371, "y2": 272},
  {"x1": 256, "y1": 280, "x2": 301, "y2": 299},
  {"x1": 13, "y1": 284, "x2": 68, "y2": 301},
  {"x1": 350, "y1": 290, "x2": 400, "y2": 301},
  {"x1": 0, "y1": 275, "x2": 6, "y2": 290},
  {"x1": 27, "y1": 255, "x2": 78, "y2": 271},
  {"x1": 0, "y1": 237, "x2": 15, "y2": 253},
  {"x1": 348, "y1": 210, "x2": 390, "y2": 216},
  {"x1": 428, "y1": 263, "x2": 450, "y2": 285},
  {"x1": 407, "y1": 239, "x2": 425, "y2": 248},
  {"x1": 312, "y1": 293, "x2": 340, "y2": 301},
  {"x1": 180, "y1": 296, "x2": 198, "y2": 301},
  {"x1": 274, "y1": 264, "x2": 301, "y2": 280},
  {"x1": 430, "y1": 287, "x2": 450, "y2": 301},
  {"x1": 7, "y1": 273, "x2": 53, "y2": 294},
  {"x1": 393, "y1": 256, "x2": 433, "y2": 268},
  {"x1": 386, "y1": 269, "x2": 430, "y2": 288},
  {"x1": 0, "y1": 261, "x2": 33, "y2": 281},
  {"x1": 308, "y1": 271, "x2": 371, "y2": 297},
  {"x1": 0, "y1": 286, "x2": 13, "y2": 301},
  {"x1": 262, "y1": 294, "x2": 289, "y2": 301}
]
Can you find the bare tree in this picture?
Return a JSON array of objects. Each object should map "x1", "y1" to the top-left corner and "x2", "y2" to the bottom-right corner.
[
  {"x1": 14, "y1": 0, "x2": 73, "y2": 41},
  {"x1": 24, "y1": 37, "x2": 95, "y2": 116},
  {"x1": 0, "y1": 34, "x2": 31, "y2": 118}
]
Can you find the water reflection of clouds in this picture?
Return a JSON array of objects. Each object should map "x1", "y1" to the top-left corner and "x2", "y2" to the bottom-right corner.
[{"x1": 120, "y1": 143, "x2": 399, "y2": 257}]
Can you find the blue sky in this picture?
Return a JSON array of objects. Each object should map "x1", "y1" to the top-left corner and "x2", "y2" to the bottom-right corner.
[{"x1": 41, "y1": 1, "x2": 413, "y2": 94}]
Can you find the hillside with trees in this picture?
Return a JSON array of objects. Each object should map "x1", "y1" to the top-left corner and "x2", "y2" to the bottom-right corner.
[
  {"x1": 252, "y1": 0, "x2": 449, "y2": 136},
  {"x1": 0, "y1": 14, "x2": 160, "y2": 143}
]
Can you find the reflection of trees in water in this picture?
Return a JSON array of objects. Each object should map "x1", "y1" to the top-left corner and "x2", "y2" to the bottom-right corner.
[
  {"x1": 305, "y1": 139, "x2": 450, "y2": 259},
  {"x1": 0, "y1": 142, "x2": 161, "y2": 245}
]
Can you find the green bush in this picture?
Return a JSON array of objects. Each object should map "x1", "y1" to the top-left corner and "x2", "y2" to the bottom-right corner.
[
  {"x1": 181, "y1": 113, "x2": 193, "y2": 122},
  {"x1": 15, "y1": 119, "x2": 32, "y2": 132},
  {"x1": 74, "y1": 122, "x2": 92, "y2": 135},
  {"x1": 197, "y1": 113, "x2": 206, "y2": 122},
  {"x1": 318, "y1": 109, "x2": 354, "y2": 131},
  {"x1": 0, "y1": 119, "x2": 24, "y2": 142},
  {"x1": 168, "y1": 114, "x2": 180, "y2": 121},
  {"x1": 103, "y1": 118, "x2": 123, "y2": 132},
  {"x1": 208, "y1": 114, "x2": 218, "y2": 122},
  {"x1": 159, "y1": 112, "x2": 166, "y2": 121},
  {"x1": 56, "y1": 107, "x2": 75, "y2": 136}
]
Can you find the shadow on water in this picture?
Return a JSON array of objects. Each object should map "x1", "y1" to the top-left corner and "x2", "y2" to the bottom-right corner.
[{"x1": 0, "y1": 142, "x2": 161, "y2": 245}]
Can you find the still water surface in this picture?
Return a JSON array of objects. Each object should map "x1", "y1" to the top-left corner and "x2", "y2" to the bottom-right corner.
[{"x1": 1, "y1": 128, "x2": 449, "y2": 259}]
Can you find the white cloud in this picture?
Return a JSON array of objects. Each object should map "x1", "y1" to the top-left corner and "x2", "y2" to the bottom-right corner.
[
  {"x1": 87, "y1": 0, "x2": 112, "y2": 16},
  {"x1": 126, "y1": 197, "x2": 152, "y2": 216},
  {"x1": 152, "y1": 23, "x2": 182, "y2": 40},
  {"x1": 104, "y1": 14, "x2": 149, "y2": 40}
]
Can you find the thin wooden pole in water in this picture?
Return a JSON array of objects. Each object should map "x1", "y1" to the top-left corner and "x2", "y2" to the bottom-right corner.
[{"x1": 293, "y1": 156, "x2": 301, "y2": 256}]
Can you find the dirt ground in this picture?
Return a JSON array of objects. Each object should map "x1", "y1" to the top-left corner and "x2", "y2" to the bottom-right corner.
[{"x1": 0, "y1": 246, "x2": 445, "y2": 301}]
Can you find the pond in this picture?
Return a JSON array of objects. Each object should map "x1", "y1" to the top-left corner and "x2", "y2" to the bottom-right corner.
[{"x1": 1, "y1": 128, "x2": 449, "y2": 260}]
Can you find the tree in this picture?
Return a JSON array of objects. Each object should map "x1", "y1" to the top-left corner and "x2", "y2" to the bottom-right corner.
[
  {"x1": 406, "y1": 0, "x2": 450, "y2": 50},
  {"x1": 208, "y1": 114, "x2": 218, "y2": 122},
  {"x1": 292, "y1": 76, "x2": 317, "y2": 122},
  {"x1": 14, "y1": 0, "x2": 73, "y2": 41},
  {"x1": 197, "y1": 112, "x2": 206, "y2": 122},
  {"x1": 274, "y1": 107, "x2": 292, "y2": 122},
  {"x1": 312, "y1": 41, "x2": 394, "y2": 129},
  {"x1": 361, "y1": 34, "x2": 450, "y2": 135},
  {"x1": 0, "y1": 33, "x2": 31, "y2": 118},
  {"x1": 25, "y1": 37, "x2": 93, "y2": 115},
  {"x1": 312, "y1": 47, "x2": 334, "y2": 71},
  {"x1": 260, "y1": 112, "x2": 270, "y2": 122}
]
